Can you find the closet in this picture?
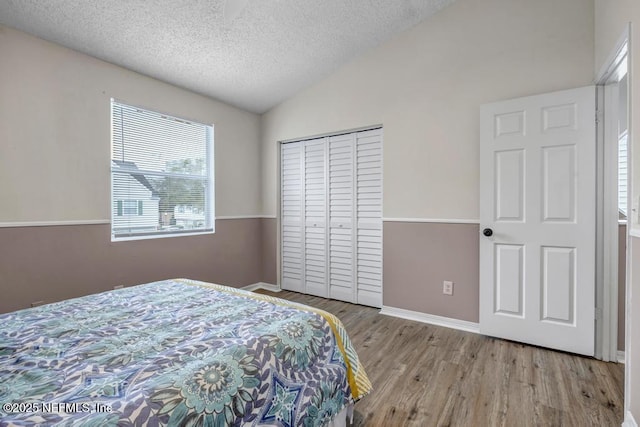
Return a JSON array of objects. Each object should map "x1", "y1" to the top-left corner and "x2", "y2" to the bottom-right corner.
[{"x1": 280, "y1": 128, "x2": 382, "y2": 307}]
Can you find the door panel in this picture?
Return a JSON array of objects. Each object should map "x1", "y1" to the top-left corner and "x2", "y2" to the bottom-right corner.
[
  {"x1": 494, "y1": 244, "x2": 524, "y2": 317},
  {"x1": 356, "y1": 129, "x2": 383, "y2": 307},
  {"x1": 304, "y1": 139, "x2": 327, "y2": 298},
  {"x1": 541, "y1": 246, "x2": 575, "y2": 324},
  {"x1": 480, "y1": 86, "x2": 595, "y2": 356},
  {"x1": 281, "y1": 142, "x2": 304, "y2": 292},
  {"x1": 328, "y1": 133, "x2": 355, "y2": 303},
  {"x1": 542, "y1": 145, "x2": 576, "y2": 222},
  {"x1": 495, "y1": 149, "x2": 525, "y2": 221}
]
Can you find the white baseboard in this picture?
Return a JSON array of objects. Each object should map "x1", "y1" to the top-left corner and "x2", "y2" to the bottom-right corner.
[
  {"x1": 617, "y1": 350, "x2": 626, "y2": 364},
  {"x1": 380, "y1": 306, "x2": 480, "y2": 334},
  {"x1": 623, "y1": 411, "x2": 638, "y2": 427},
  {"x1": 242, "y1": 282, "x2": 281, "y2": 293}
]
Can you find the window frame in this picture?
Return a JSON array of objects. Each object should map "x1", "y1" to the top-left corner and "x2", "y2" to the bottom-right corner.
[{"x1": 110, "y1": 99, "x2": 215, "y2": 242}]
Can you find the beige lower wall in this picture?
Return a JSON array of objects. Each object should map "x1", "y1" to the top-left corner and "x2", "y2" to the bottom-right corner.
[
  {"x1": 383, "y1": 222, "x2": 480, "y2": 322},
  {"x1": 261, "y1": 218, "x2": 277, "y2": 285},
  {"x1": 0, "y1": 219, "x2": 264, "y2": 314}
]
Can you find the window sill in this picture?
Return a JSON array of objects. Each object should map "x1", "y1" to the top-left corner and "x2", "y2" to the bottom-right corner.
[{"x1": 111, "y1": 229, "x2": 214, "y2": 242}]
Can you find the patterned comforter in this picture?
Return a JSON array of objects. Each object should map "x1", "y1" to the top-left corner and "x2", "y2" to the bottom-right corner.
[{"x1": 0, "y1": 279, "x2": 371, "y2": 426}]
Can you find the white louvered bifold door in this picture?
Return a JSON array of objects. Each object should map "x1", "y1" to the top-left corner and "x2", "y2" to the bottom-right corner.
[
  {"x1": 281, "y1": 142, "x2": 304, "y2": 292},
  {"x1": 356, "y1": 129, "x2": 383, "y2": 307},
  {"x1": 303, "y1": 139, "x2": 328, "y2": 297},
  {"x1": 328, "y1": 133, "x2": 356, "y2": 303},
  {"x1": 280, "y1": 128, "x2": 382, "y2": 307}
]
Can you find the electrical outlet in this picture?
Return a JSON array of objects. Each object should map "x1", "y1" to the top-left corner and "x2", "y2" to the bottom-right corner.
[
  {"x1": 31, "y1": 300, "x2": 45, "y2": 307},
  {"x1": 113, "y1": 285, "x2": 124, "y2": 290},
  {"x1": 443, "y1": 281, "x2": 454, "y2": 295}
]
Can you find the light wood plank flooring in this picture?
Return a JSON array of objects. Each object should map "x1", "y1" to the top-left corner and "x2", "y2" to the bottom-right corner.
[{"x1": 256, "y1": 290, "x2": 624, "y2": 427}]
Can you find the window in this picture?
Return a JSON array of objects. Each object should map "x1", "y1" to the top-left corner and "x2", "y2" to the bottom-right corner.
[{"x1": 111, "y1": 100, "x2": 214, "y2": 240}]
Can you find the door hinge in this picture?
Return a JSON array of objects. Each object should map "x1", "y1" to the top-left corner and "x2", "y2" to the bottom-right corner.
[
  {"x1": 595, "y1": 307, "x2": 603, "y2": 321},
  {"x1": 595, "y1": 109, "x2": 603, "y2": 125}
]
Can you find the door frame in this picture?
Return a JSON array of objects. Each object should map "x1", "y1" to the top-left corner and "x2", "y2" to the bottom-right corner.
[{"x1": 595, "y1": 25, "x2": 630, "y2": 364}]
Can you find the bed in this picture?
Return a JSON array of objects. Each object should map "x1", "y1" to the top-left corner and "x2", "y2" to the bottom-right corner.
[{"x1": 0, "y1": 279, "x2": 371, "y2": 426}]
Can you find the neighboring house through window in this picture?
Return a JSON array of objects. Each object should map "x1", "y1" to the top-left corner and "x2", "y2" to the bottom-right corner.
[
  {"x1": 110, "y1": 100, "x2": 214, "y2": 240},
  {"x1": 116, "y1": 200, "x2": 144, "y2": 216}
]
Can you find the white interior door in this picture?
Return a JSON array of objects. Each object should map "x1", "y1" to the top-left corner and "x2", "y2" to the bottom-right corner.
[{"x1": 479, "y1": 86, "x2": 596, "y2": 356}]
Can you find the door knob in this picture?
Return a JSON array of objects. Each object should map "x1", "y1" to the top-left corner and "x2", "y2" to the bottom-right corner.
[{"x1": 482, "y1": 228, "x2": 493, "y2": 237}]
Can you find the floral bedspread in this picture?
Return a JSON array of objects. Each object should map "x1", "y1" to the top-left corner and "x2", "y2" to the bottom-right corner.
[{"x1": 0, "y1": 279, "x2": 371, "y2": 426}]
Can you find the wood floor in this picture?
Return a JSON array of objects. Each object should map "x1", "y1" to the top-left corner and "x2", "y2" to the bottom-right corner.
[{"x1": 257, "y1": 290, "x2": 624, "y2": 427}]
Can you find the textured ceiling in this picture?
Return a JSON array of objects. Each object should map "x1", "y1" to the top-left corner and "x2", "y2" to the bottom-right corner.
[{"x1": 0, "y1": 0, "x2": 456, "y2": 113}]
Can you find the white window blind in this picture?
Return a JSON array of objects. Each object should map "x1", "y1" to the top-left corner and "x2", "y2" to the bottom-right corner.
[
  {"x1": 111, "y1": 100, "x2": 214, "y2": 240},
  {"x1": 618, "y1": 131, "x2": 628, "y2": 218}
]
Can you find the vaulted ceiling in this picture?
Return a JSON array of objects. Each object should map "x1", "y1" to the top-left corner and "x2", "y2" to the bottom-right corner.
[{"x1": 0, "y1": 0, "x2": 456, "y2": 113}]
